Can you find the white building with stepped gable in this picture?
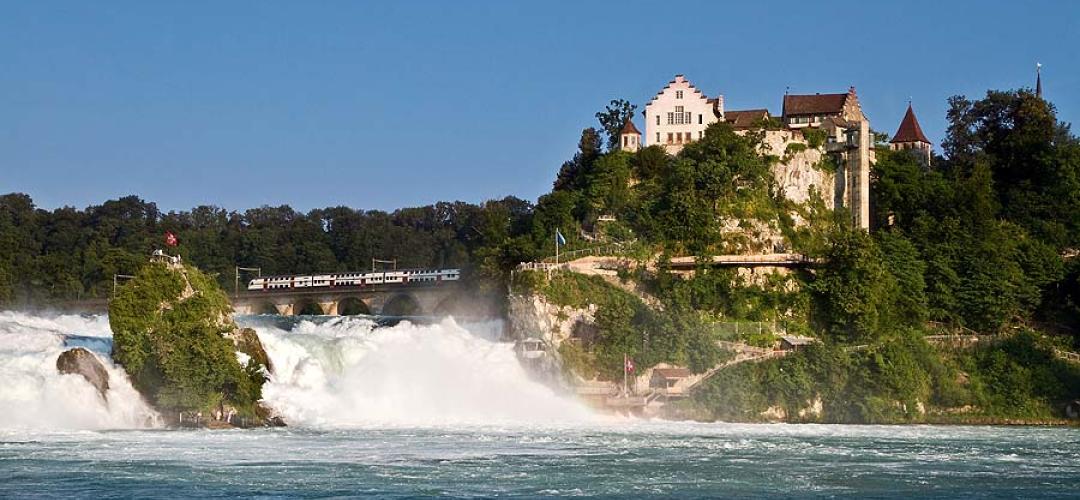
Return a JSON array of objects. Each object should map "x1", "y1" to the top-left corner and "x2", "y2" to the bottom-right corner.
[
  {"x1": 620, "y1": 74, "x2": 891, "y2": 230},
  {"x1": 642, "y1": 75, "x2": 723, "y2": 154}
]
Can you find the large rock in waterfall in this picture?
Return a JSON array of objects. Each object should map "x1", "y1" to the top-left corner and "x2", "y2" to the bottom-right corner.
[
  {"x1": 56, "y1": 347, "x2": 110, "y2": 398},
  {"x1": 108, "y1": 256, "x2": 276, "y2": 426}
]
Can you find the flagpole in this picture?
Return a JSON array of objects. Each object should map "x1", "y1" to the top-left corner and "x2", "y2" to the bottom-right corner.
[
  {"x1": 623, "y1": 353, "x2": 628, "y2": 397},
  {"x1": 555, "y1": 228, "x2": 559, "y2": 265}
]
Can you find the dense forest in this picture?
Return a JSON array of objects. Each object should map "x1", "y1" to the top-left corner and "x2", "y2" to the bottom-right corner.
[{"x1": 0, "y1": 194, "x2": 540, "y2": 303}]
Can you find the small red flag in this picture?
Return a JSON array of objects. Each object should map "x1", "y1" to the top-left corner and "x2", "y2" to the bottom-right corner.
[
  {"x1": 164, "y1": 231, "x2": 179, "y2": 247},
  {"x1": 625, "y1": 355, "x2": 635, "y2": 374}
]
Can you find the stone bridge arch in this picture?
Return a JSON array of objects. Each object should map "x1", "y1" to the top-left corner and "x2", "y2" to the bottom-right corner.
[
  {"x1": 433, "y1": 294, "x2": 473, "y2": 317},
  {"x1": 337, "y1": 297, "x2": 372, "y2": 316},
  {"x1": 380, "y1": 293, "x2": 422, "y2": 317},
  {"x1": 250, "y1": 301, "x2": 279, "y2": 315},
  {"x1": 293, "y1": 298, "x2": 326, "y2": 316}
]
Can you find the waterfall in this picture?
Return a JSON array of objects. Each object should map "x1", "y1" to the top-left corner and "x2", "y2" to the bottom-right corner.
[
  {"x1": 247, "y1": 315, "x2": 599, "y2": 428},
  {"x1": 0, "y1": 311, "x2": 158, "y2": 431},
  {"x1": 0, "y1": 311, "x2": 597, "y2": 431}
]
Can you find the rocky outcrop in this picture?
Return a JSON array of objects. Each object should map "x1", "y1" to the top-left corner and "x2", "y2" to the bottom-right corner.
[
  {"x1": 507, "y1": 294, "x2": 596, "y2": 345},
  {"x1": 507, "y1": 293, "x2": 598, "y2": 391},
  {"x1": 109, "y1": 258, "x2": 275, "y2": 426},
  {"x1": 762, "y1": 129, "x2": 837, "y2": 210},
  {"x1": 56, "y1": 347, "x2": 110, "y2": 399},
  {"x1": 227, "y1": 326, "x2": 272, "y2": 373}
]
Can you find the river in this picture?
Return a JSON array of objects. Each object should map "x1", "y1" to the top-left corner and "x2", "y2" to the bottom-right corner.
[{"x1": 1, "y1": 311, "x2": 1078, "y2": 498}]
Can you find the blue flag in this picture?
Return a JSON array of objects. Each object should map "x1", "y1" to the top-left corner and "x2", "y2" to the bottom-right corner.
[{"x1": 556, "y1": 229, "x2": 566, "y2": 246}]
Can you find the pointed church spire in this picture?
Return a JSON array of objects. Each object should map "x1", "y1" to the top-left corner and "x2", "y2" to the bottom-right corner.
[
  {"x1": 1036, "y1": 62, "x2": 1043, "y2": 98},
  {"x1": 890, "y1": 103, "x2": 930, "y2": 145}
]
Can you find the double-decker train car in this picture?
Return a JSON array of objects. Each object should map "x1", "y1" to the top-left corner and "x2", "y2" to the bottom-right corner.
[{"x1": 247, "y1": 268, "x2": 460, "y2": 291}]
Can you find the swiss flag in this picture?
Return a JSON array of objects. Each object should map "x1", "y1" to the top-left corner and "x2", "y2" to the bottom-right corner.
[
  {"x1": 164, "y1": 231, "x2": 179, "y2": 247},
  {"x1": 625, "y1": 355, "x2": 635, "y2": 374}
]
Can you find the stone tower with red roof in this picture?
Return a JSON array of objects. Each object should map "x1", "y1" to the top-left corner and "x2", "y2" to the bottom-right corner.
[{"x1": 890, "y1": 103, "x2": 932, "y2": 167}]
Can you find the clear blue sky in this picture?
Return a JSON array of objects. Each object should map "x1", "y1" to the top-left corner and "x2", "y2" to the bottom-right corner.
[{"x1": 3, "y1": 1, "x2": 1078, "y2": 213}]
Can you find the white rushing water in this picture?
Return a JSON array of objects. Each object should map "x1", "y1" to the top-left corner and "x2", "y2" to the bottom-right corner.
[
  {"x1": 0, "y1": 311, "x2": 598, "y2": 431},
  {"x1": 0, "y1": 311, "x2": 157, "y2": 430},
  {"x1": 3, "y1": 312, "x2": 1080, "y2": 497},
  {"x1": 251, "y1": 315, "x2": 600, "y2": 428}
]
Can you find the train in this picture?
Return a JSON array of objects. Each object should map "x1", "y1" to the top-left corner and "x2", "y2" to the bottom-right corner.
[{"x1": 247, "y1": 268, "x2": 461, "y2": 291}]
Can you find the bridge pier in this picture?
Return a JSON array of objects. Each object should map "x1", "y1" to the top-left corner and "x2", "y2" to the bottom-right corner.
[
  {"x1": 318, "y1": 301, "x2": 339, "y2": 316},
  {"x1": 274, "y1": 303, "x2": 295, "y2": 316}
]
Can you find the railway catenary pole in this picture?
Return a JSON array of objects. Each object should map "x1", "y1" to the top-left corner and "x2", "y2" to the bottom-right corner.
[
  {"x1": 112, "y1": 274, "x2": 135, "y2": 296},
  {"x1": 234, "y1": 267, "x2": 261, "y2": 297},
  {"x1": 371, "y1": 258, "x2": 397, "y2": 272}
]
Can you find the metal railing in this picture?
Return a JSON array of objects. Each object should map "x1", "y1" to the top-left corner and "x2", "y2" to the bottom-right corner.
[
  {"x1": 709, "y1": 321, "x2": 787, "y2": 340},
  {"x1": 539, "y1": 242, "x2": 631, "y2": 264}
]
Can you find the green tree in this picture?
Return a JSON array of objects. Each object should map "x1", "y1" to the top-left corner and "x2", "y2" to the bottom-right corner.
[
  {"x1": 595, "y1": 99, "x2": 638, "y2": 151},
  {"x1": 809, "y1": 226, "x2": 898, "y2": 344},
  {"x1": 553, "y1": 128, "x2": 603, "y2": 192}
]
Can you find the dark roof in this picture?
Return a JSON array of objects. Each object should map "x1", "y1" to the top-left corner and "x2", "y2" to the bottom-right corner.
[
  {"x1": 653, "y1": 368, "x2": 691, "y2": 379},
  {"x1": 890, "y1": 104, "x2": 930, "y2": 144},
  {"x1": 783, "y1": 93, "x2": 848, "y2": 116},
  {"x1": 620, "y1": 119, "x2": 641, "y2": 135},
  {"x1": 725, "y1": 109, "x2": 770, "y2": 128}
]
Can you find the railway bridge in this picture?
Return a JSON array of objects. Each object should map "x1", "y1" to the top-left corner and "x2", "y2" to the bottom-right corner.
[{"x1": 231, "y1": 282, "x2": 465, "y2": 316}]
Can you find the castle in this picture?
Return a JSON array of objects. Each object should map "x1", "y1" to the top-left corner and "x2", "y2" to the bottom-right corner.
[{"x1": 618, "y1": 75, "x2": 932, "y2": 230}]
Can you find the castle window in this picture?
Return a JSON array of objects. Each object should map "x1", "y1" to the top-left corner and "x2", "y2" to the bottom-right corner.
[
  {"x1": 698, "y1": 114, "x2": 703, "y2": 124},
  {"x1": 675, "y1": 90, "x2": 684, "y2": 99},
  {"x1": 667, "y1": 133, "x2": 673, "y2": 144},
  {"x1": 699, "y1": 131, "x2": 703, "y2": 139},
  {"x1": 671, "y1": 106, "x2": 688, "y2": 125},
  {"x1": 656, "y1": 115, "x2": 660, "y2": 125},
  {"x1": 623, "y1": 136, "x2": 628, "y2": 147},
  {"x1": 676, "y1": 132, "x2": 683, "y2": 143},
  {"x1": 656, "y1": 132, "x2": 660, "y2": 143}
]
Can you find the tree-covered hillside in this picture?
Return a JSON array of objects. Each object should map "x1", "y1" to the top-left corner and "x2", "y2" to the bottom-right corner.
[{"x1": 2, "y1": 88, "x2": 1078, "y2": 349}]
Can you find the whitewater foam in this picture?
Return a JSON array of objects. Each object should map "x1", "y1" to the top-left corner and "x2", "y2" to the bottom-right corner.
[
  {"x1": 0, "y1": 310, "x2": 599, "y2": 431},
  {"x1": 0, "y1": 311, "x2": 158, "y2": 431},
  {"x1": 247, "y1": 315, "x2": 601, "y2": 428}
]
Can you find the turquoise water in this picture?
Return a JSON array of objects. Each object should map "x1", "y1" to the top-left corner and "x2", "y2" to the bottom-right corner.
[{"x1": 2, "y1": 423, "x2": 1079, "y2": 498}]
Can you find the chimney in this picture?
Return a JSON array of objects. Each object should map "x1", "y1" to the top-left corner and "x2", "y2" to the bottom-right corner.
[{"x1": 715, "y1": 94, "x2": 725, "y2": 118}]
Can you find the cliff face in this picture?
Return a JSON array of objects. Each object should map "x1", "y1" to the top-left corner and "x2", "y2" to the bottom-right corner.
[
  {"x1": 506, "y1": 292, "x2": 598, "y2": 390},
  {"x1": 763, "y1": 129, "x2": 837, "y2": 211},
  {"x1": 711, "y1": 130, "x2": 838, "y2": 256},
  {"x1": 507, "y1": 293, "x2": 596, "y2": 345},
  {"x1": 108, "y1": 259, "x2": 273, "y2": 423}
]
